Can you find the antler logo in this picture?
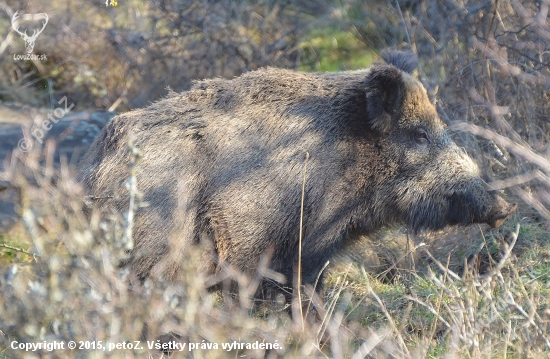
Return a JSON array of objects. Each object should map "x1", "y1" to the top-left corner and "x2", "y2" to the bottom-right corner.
[{"x1": 11, "y1": 11, "x2": 49, "y2": 54}]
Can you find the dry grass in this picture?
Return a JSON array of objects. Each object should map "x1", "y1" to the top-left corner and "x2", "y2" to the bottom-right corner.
[
  {"x1": 1, "y1": 0, "x2": 550, "y2": 358},
  {"x1": 0, "y1": 147, "x2": 397, "y2": 359}
]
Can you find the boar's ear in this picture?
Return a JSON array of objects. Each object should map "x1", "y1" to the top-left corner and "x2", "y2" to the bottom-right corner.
[{"x1": 364, "y1": 65, "x2": 405, "y2": 133}]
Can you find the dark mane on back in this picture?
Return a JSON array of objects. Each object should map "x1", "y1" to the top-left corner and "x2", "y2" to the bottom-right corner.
[{"x1": 380, "y1": 49, "x2": 419, "y2": 74}]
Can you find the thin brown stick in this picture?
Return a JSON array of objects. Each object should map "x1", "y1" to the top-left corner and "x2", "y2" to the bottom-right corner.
[
  {"x1": 486, "y1": 170, "x2": 543, "y2": 190},
  {"x1": 476, "y1": 223, "x2": 520, "y2": 280},
  {"x1": 368, "y1": 285, "x2": 411, "y2": 357},
  {"x1": 453, "y1": 122, "x2": 550, "y2": 172},
  {"x1": 0, "y1": 243, "x2": 38, "y2": 258},
  {"x1": 305, "y1": 260, "x2": 330, "y2": 320},
  {"x1": 297, "y1": 151, "x2": 309, "y2": 328}
]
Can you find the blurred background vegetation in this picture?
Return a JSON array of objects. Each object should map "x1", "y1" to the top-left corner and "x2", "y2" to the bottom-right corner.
[
  {"x1": 1, "y1": 0, "x2": 550, "y2": 358},
  {"x1": 0, "y1": 0, "x2": 407, "y2": 110}
]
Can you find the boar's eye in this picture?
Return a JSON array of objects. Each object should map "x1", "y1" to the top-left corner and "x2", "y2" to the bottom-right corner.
[{"x1": 414, "y1": 128, "x2": 429, "y2": 144}]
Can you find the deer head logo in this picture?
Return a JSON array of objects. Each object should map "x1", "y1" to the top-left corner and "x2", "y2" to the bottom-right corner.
[{"x1": 11, "y1": 11, "x2": 49, "y2": 54}]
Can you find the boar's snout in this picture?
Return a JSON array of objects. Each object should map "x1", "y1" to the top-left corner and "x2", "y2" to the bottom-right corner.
[
  {"x1": 446, "y1": 189, "x2": 516, "y2": 230},
  {"x1": 441, "y1": 145, "x2": 517, "y2": 229},
  {"x1": 487, "y1": 196, "x2": 517, "y2": 228}
]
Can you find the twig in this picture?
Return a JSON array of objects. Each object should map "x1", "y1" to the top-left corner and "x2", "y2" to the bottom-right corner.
[
  {"x1": 395, "y1": 0, "x2": 411, "y2": 45},
  {"x1": 123, "y1": 137, "x2": 141, "y2": 252},
  {"x1": 368, "y1": 285, "x2": 411, "y2": 358},
  {"x1": 304, "y1": 260, "x2": 330, "y2": 320},
  {"x1": 475, "y1": 223, "x2": 520, "y2": 280},
  {"x1": 0, "y1": 243, "x2": 39, "y2": 258},
  {"x1": 351, "y1": 329, "x2": 390, "y2": 359},
  {"x1": 405, "y1": 295, "x2": 451, "y2": 329},
  {"x1": 83, "y1": 194, "x2": 114, "y2": 208},
  {"x1": 376, "y1": 242, "x2": 427, "y2": 281},
  {"x1": 318, "y1": 264, "x2": 352, "y2": 349},
  {"x1": 513, "y1": 188, "x2": 550, "y2": 222},
  {"x1": 297, "y1": 151, "x2": 309, "y2": 327},
  {"x1": 453, "y1": 122, "x2": 550, "y2": 172},
  {"x1": 486, "y1": 170, "x2": 543, "y2": 190}
]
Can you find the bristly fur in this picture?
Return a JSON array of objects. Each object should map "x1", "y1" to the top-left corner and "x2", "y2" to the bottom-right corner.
[
  {"x1": 380, "y1": 49, "x2": 419, "y2": 74},
  {"x1": 77, "y1": 57, "x2": 515, "y2": 298}
]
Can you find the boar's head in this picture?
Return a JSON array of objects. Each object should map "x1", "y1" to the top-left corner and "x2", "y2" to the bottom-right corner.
[{"x1": 365, "y1": 51, "x2": 517, "y2": 232}]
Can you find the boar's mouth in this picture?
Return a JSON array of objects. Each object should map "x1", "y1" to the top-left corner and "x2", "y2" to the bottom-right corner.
[
  {"x1": 403, "y1": 191, "x2": 517, "y2": 233},
  {"x1": 447, "y1": 192, "x2": 517, "y2": 229},
  {"x1": 487, "y1": 201, "x2": 517, "y2": 228}
]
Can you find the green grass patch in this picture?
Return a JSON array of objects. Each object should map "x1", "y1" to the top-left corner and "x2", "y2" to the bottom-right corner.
[
  {"x1": 0, "y1": 235, "x2": 34, "y2": 264},
  {"x1": 299, "y1": 27, "x2": 376, "y2": 72}
]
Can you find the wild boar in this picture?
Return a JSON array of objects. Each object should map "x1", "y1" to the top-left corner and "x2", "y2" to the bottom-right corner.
[{"x1": 78, "y1": 51, "x2": 516, "y2": 294}]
